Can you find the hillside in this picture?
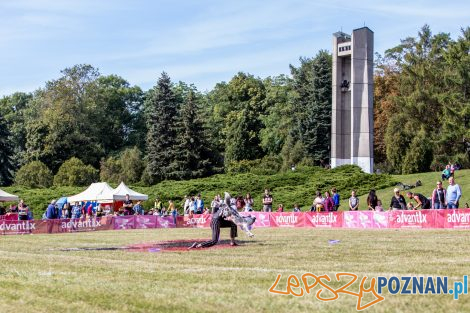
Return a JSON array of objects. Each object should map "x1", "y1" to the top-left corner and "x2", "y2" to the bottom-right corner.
[
  {"x1": 358, "y1": 169, "x2": 470, "y2": 210},
  {"x1": 2, "y1": 167, "x2": 468, "y2": 218},
  {"x1": 3, "y1": 165, "x2": 394, "y2": 218}
]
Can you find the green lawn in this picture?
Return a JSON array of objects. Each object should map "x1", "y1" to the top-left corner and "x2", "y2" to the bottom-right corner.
[{"x1": 1, "y1": 227, "x2": 470, "y2": 312}]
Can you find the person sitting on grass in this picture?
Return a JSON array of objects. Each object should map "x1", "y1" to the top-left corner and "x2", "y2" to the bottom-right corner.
[
  {"x1": 406, "y1": 192, "x2": 431, "y2": 210},
  {"x1": 442, "y1": 165, "x2": 452, "y2": 181},
  {"x1": 311, "y1": 191, "x2": 324, "y2": 212}
]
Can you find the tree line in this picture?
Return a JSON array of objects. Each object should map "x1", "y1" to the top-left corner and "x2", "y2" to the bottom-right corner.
[{"x1": 0, "y1": 25, "x2": 469, "y2": 187}]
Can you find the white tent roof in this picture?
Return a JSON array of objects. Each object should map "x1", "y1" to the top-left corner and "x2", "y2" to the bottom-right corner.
[
  {"x1": 68, "y1": 182, "x2": 115, "y2": 203},
  {"x1": 113, "y1": 182, "x2": 148, "y2": 201},
  {"x1": 0, "y1": 188, "x2": 19, "y2": 202}
]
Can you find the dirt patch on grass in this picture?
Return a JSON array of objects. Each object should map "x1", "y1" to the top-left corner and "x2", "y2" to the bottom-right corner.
[{"x1": 127, "y1": 239, "x2": 240, "y2": 252}]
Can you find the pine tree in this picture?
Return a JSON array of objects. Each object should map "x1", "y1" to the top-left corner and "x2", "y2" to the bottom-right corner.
[
  {"x1": 145, "y1": 72, "x2": 178, "y2": 183},
  {"x1": 0, "y1": 115, "x2": 14, "y2": 185},
  {"x1": 171, "y1": 91, "x2": 213, "y2": 179},
  {"x1": 289, "y1": 50, "x2": 332, "y2": 164}
]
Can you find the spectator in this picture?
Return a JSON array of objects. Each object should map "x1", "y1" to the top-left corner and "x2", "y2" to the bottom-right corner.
[
  {"x1": 406, "y1": 192, "x2": 431, "y2": 210},
  {"x1": 293, "y1": 203, "x2": 301, "y2": 212},
  {"x1": 46, "y1": 200, "x2": 58, "y2": 219},
  {"x1": 442, "y1": 165, "x2": 452, "y2": 181},
  {"x1": 211, "y1": 196, "x2": 220, "y2": 214},
  {"x1": 183, "y1": 196, "x2": 191, "y2": 215},
  {"x1": 375, "y1": 200, "x2": 384, "y2": 212},
  {"x1": 96, "y1": 204, "x2": 104, "y2": 217},
  {"x1": 18, "y1": 200, "x2": 30, "y2": 221},
  {"x1": 348, "y1": 190, "x2": 359, "y2": 211},
  {"x1": 389, "y1": 188, "x2": 406, "y2": 210},
  {"x1": 123, "y1": 194, "x2": 133, "y2": 215},
  {"x1": 104, "y1": 205, "x2": 112, "y2": 216},
  {"x1": 311, "y1": 191, "x2": 324, "y2": 212},
  {"x1": 331, "y1": 187, "x2": 340, "y2": 211},
  {"x1": 235, "y1": 195, "x2": 245, "y2": 211},
  {"x1": 431, "y1": 181, "x2": 447, "y2": 209},
  {"x1": 447, "y1": 177, "x2": 462, "y2": 209},
  {"x1": 324, "y1": 191, "x2": 335, "y2": 212},
  {"x1": 262, "y1": 189, "x2": 273, "y2": 212},
  {"x1": 244, "y1": 193, "x2": 254, "y2": 212},
  {"x1": 167, "y1": 200, "x2": 175, "y2": 215},
  {"x1": 71, "y1": 202, "x2": 81, "y2": 219},
  {"x1": 62, "y1": 202, "x2": 71, "y2": 219},
  {"x1": 367, "y1": 190, "x2": 378, "y2": 210},
  {"x1": 189, "y1": 196, "x2": 195, "y2": 214},
  {"x1": 0, "y1": 205, "x2": 5, "y2": 215},
  {"x1": 133, "y1": 201, "x2": 144, "y2": 215},
  {"x1": 195, "y1": 194, "x2": 204, "y2": 214},
  {"x1": 276, "y1": 204, "x2": 284, "y2": 212},
  {"x1": 171, "y1": 203, "x2": 178, "y2": 224}
]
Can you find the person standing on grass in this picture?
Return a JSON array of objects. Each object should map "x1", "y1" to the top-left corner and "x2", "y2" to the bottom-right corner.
[
  {"x1": 367, "y1": 189, "x2": 379, "y2": 210},
  {"x1": 431, "y1": 181, "x2": 447, "y2": 209},
  {"x1": 447, "y1": 177, "x2": 462, "y2": 209},
  {"x1": 123, "y1": 194, "x2": 133, "y2": 216},
  {"x1": 331, "y1": 188, "x2": 340, "y2": 211},
  {"x1": 389, "y1": 188, "x2": 406, "y2": 210},
  {"x1": 406, "y1": 192, "x2": 431, "y2": 210},
  {"x1": 323, "y1": 191, "x2": 335, "y2": 212},
  {"x1": 244, "y1": 193, "x2": 254, "y2": 212},
  {"x1": 46, "y1": 200, "x2": 58, "y2": 219},
  {"x1": 262, "y1": 189, "x2": 273, "y2": 212},
  {"x1": 18, "y1": 200, "x2": 30, "y2": 221},
  {"x1": 293, "y1": 203, "x2": 301, "y2": 212},
  {"x1": 348, "y1": 190, "x2": 359, "y2": 211}
]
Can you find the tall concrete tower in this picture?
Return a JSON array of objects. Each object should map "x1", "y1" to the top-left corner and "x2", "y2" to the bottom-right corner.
[{"x1": 331, "y1": 27, "x2": 374, "y2": 173}]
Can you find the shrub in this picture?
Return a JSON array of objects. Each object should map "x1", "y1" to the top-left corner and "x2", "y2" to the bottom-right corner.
[
  {"x1": 15, "y1": 161, "x2": 53, "y2": 188},
  {"x1": 54, "y1": 157, "x2": 98, "y2": 186}
]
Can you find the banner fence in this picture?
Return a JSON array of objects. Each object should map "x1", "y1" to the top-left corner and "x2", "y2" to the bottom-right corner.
[{"x1": 2, "y1": 209, "x2": 470, "y2": 235}]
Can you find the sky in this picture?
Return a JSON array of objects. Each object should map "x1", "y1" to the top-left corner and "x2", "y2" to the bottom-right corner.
[{"x1": 1, "y1": 0, "x2": 469, "y2": 96}]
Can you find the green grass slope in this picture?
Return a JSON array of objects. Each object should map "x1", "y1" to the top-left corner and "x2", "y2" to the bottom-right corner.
[
  {"x1": 3, "y1": 165, "x2": 395, "y2": 218},
  {"x1": 358, "y1": 169, "x2": 470, "y2": 210}
]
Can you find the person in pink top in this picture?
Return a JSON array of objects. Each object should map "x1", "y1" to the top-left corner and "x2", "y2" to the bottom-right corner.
[{"x1": 323, "y1": 191, "x2": 335, "y2": 212}]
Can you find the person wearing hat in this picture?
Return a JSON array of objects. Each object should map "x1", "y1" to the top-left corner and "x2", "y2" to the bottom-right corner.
[{"x1": 389, "y1": 188, "x2": 407, "y2": 210}]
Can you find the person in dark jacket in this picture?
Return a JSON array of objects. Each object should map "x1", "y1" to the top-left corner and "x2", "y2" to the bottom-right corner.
[
  {"x1": 406, "y1": 192, "x2": 431, "y2": 210},
  {"x1": 389, "y1": 188, "x2": 406, "y2": 210}
]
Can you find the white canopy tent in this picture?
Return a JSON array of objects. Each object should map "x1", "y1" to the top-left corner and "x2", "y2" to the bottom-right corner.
[
  {"x1": 0, "y1": 189, "x2": 19, "y2": 202},
  {"x1": 68, "y1": 182, "x2": 115, "y2": 203},
  {"x1": 112, "y1": 182, "x2": 148, "y2": 201}
]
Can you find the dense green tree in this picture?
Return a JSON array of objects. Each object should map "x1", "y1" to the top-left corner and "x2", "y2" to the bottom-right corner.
[
  {"x1": 99, "y1": 156, "x2": 122, "y2": 184},
  {"x1": 0, "y1": 115, "x2": 14, "y2": 185},
  {"x1": 15, "y1": 161, "x2": 53, "y2": 188},
  {"x1": 53, "y1": 157, "x2": 98, "y2": 186},
  {"x1": 289, "y1": 51, "x2": 332, "y2": 164},
  {"x1": 0, "y1": 92, "x2": 33, "y2": 168},
  {"x1": 170, "y1": 91, "x2": 213, "y2": 179},
  {"x1": 24, "y1": 64, "x2": 103, "y2": 171},
  {"x1": 94, "y1": 75, "x2": 145, "y2": 153},
  {"x1": 120, "y1": 147, "x2": 145, "y2": 184},
  {"x1": 259, "y1": 75, "x2": 294, "y2": 155},
  {"x1": 145, "y1": 72, "x2": 178, "y2": 183}
]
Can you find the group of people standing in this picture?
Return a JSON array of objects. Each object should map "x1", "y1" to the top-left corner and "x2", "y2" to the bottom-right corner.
[{"x1": 362, "y1": 176, "x2": 464, "y2": 211}]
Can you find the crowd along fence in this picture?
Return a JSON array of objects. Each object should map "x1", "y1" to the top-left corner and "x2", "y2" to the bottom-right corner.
[{"x1": 1, "y1": 210, "x2": 470, "y2": 235}]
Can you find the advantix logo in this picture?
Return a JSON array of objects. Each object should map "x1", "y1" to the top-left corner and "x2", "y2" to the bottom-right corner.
[
  {"x1": 269, "y1": 273, "x2": 468, "y2": 311},
  {"x1": 395, "y1": 212, "x2": 427, "y2": 223},
  {"x1": 61, "y1": 220, "x2": 101, "y2": 229},
  {"x1": 0, "y1": 221, "x2": 36, "y2": 231}
]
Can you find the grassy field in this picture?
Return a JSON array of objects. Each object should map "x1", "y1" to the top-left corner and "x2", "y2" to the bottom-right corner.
[{"x1": 1, "y1": 227, "x2": 470, "y2": 313}]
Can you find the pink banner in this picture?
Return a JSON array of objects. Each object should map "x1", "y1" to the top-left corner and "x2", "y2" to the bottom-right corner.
[
  {"x1": 270, "y1": 212, "x2": 305, "y2": 227},
  {"x1": 444, "y1": 209, "x2": 470, "y2": 229},
  {"x1": 388, "y1": 210, "x2": 436, "y2": 228},
  {"x1": 176, "y1": 214, "x2": 212, "y2": 228},
  {"x1": 343, "y1": 211, "x2": 389, "y2": 228},
  {"x1": 156, "y1": 216, "x2": 176, "y2": 228},
  {"x1": 0, "y1": 220, "x2": 43, "y2": 235},
  {"x1": 135, "y1": 215, "x2": 157, "y2": 229},
  {"x1": 114, "y1": 216, "x2": 136, "y2": 230},
  {"x1": 0, "y1": 213, "x2": 19, "y2": 221},
  {"x1": 305, "y1": 212, "x2": 343, "y2": 228},
  {"x1": 241, "y1": 212, "x2": 271, "y2": 228}
]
